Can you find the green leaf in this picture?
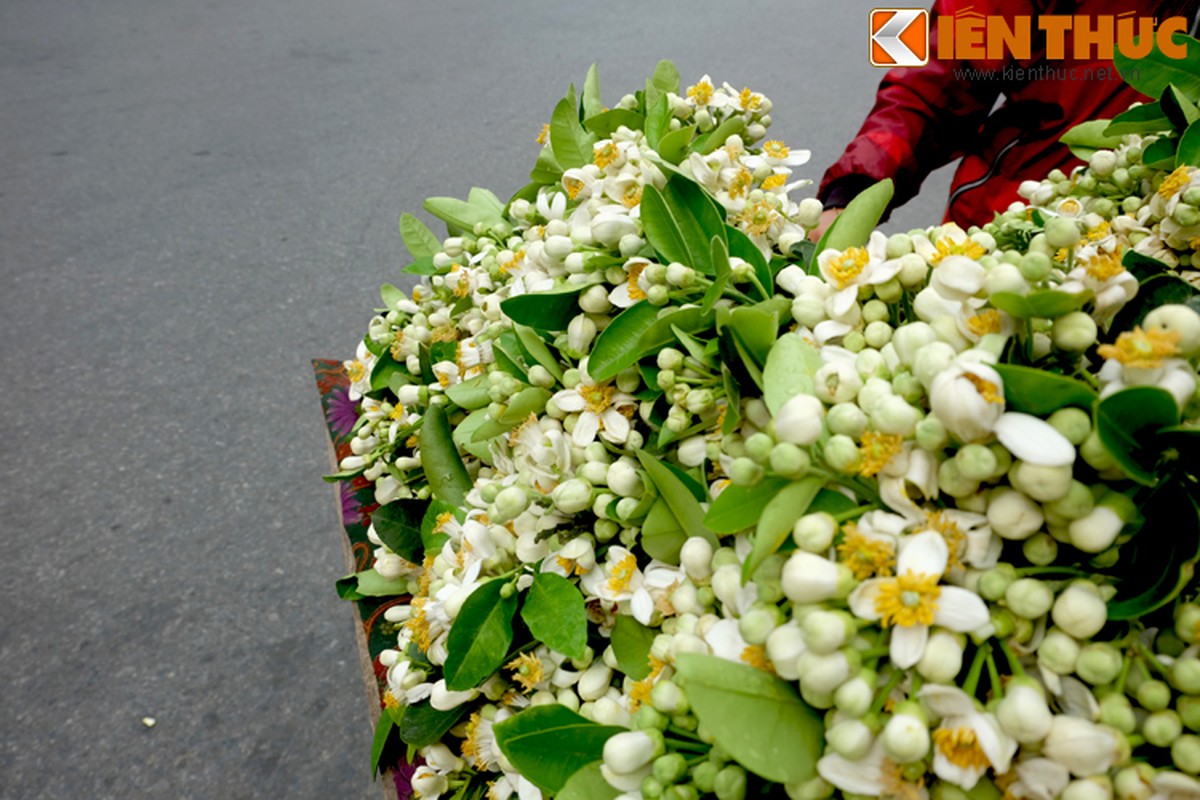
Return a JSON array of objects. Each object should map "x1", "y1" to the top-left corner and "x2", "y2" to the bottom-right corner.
[
  {"x1": 521, "y1": 573, "x2": 587, "y2": 660},
  {"x1": 515, "y1": 325, "x2": 564, "y2": 382},
  {"x1": 1178, "y1": 120, "x2": 1200, "y2": 167},
  {"x1": 531, "y1": 145, "x2": 564, "y2": 185},
  {"x1": 380, "y1": 283, "x2": 407, "y2": 311},
  {"x1": 420, "y1": 403, "x2": 472, "y2": 506},
  {"x1": 639, "y1": 176, "x2": 726, "y2": 276},
  {"x1": 643, "y1": 59, "x2": 680, "y2": 112},
  {"x1": 495, "y1": 707, "x2": 625, "y2": 795},
  {"x1": 638, "y1": 306, "x2": 715, "y2": 360},
  {"x1": 1109, "y1": 273, "x2": 1197, "y2": 333},
  {"x1": 336, "y1": 568, "x2": 409, "y2": 600},
  {"x1": 656, "y1": 124, "x2": 696, "y2": 165},
  {"x1": 721, "y1": 365, "x2": 741, "y2": 435},
  {"x1": 694, "y1": 115, "x2": 745, "y2": 155},
  {"x1": 644, "y1": 95, "x2": 670, "y2": 148},
  {"x1": 719, "y1": 306, "x2": 779, "y2": 370},
  {"x1": 671, "y1": 324, "x2": 716, "y2": 368},
  {"x1": 370, "y1": 351, "x2": 406, "y2": 393},
  {"x1": 402, "y1": 256, "x2": 439, "y2": 276},
  {"x1": 1059, "y1": 119, "x2": 1123, "y2": 160},
  {"x1": 641, "y1": 498, "x2": 687, "y2": 563},
  {"x1": 582, "y1": 109, "x2": 643, "y2": 138},
  {"x1": 399, "y1": 212, "x2": 443, "y2": 259},
  {"x1": 816, "y1": 179, "x2": 893, "y2": 253},
  {"x1": 446, "y1": 374, "x2": 492, "y2": 410},
  {"x1": 551, "y1": 96, "x2": 595, "y2": 170},
  {"x1": 420, "y1": 499, "x2": 460, "y2": 553},
  {"x1": 989, "y1": 289, "x2": 1090, "y2": 319},
  {"x1": 371, "y1": 711, "x2": 397, "y2": 777},
  {"x1": 1115, "y1": 32, "x2": 1200, "y2": 102},
  {"x1": 423, "y1": 196, "x2": 503, "y2": 233},
  {"x1": 636, "y1": 450, "x2": 716, "y2": 563},
  {"x1": 1123, "y1": 249, "x2": 1172, "y2": 281},
  {"x1": 1108, "y1": 488, "x2": 1200, "y2": 620},
  {"x1": 370, "y1": 500, "x2": 427, "y2": 563},
  {"x1": 700, "y1": 236, "x2": 732, "y2": 313},
  {"x1": 557, "y1": 761, "x2": 620, "y2": 800},
  {"x1": 727, "y1": 224, "x2": 772, "y2": 295},
  {"x1": 743, "y1": 477, "x2": 822, "y2": 582},
  {"x1": 497, "y1": 387, "x2": 552, "y2": 426},
  {"x1": 1104, "y1": 101, "x2": 1171, "y2": 136},
  {"x1": 588, "y1": 301, "x2": 660, "y2": 382},
  {"x1": 1163, "y1": 85, "x2": 1200, "y2": 131},
  {"x1": 453, "y1": 408, "x2": 501, "y2": 461},
  {"x1": 992, "y1": 364, "x2": 1096, "y2": 416},
  {"x1": 611, "y1": 615, "x2": 657, "y2": 680},
  {"x1": 469, "y1": 187, "x2": 506, "y2": 217},
  {"x1": 1095, "y1": 386, "x2": 1181, "y2": 485},
  {"x1": 674, "y1": 653, "x2": 823, "y2": 784},
  {"x1": 1143, "y1": 135, "x2": 1179, "y2": 169},
  {"x1": 396, "y1": 700, "x2": 468, "y2": 749},
  {"x1": 443, "y1": 578, "x2": 518, "y2": 691},
  {"x1": 502, "y1": 287, "x2": 584, "y2": 332},
  {"x1": 582, "y1": 64, "x2": 603, "y2": 120},
  {"x1": 705, "y1": 477, "x2": 791, "y2": 534},
  {"x1": 763, "y1": 334, "x2": 822, "y2": 415}
]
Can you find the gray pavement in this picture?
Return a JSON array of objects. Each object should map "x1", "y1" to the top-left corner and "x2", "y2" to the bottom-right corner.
[{"x1": 0, "y1": 1, "x2": 951, "y2": 797}]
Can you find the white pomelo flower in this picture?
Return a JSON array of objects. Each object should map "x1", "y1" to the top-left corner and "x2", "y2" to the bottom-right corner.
[
  {"x1": 929, "y1": 360, "x2": 1005, "y2": 443},
  {"x1": 920, "y1": 684, "x2": 1017, "y2": 789}
]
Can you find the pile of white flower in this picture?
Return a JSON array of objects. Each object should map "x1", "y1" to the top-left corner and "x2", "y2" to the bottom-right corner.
[{"x1": 331, "y1": 60, "x2": 1200, "y2": 800}]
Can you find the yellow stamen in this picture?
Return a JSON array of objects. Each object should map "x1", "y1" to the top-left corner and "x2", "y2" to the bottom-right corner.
[
  {"x1": 1097, "y1": 326, "x2": 1181, "y2": 368},
  {"x1": 536, "y1": 123, "x2": 550, "y2": 145},
  {"x1": 738, "y1": 87, "x2": 760, "y2": 111},
  {"x1": 417, "y1": 554, "x2": 437, "y2": 598},
  {"x1": 555, "y1": 555, "x2": 588, "y2": 577},
  {"x1": 406, "y1": 596, "x2": 432, "y2": 652},
  {"x1": 1058, "y1": 198, "x2": 1083, "y2": 216},
  {"x1": 499, "y1": 249, "x2": 524, "y2": 275},
  {"x1": 628, "y1": 655, "x2": 667, "y2": 711},
  {"x1": 739, "y1": 645, "x2": 775, "y2": 673},
  {"x1": 836, "y1": 522, "x2": 895, "y2": 580},
  {"x1": 382, "y1": 689, "x2": 401, "y2": 712},
  {"x1": 460, "y1": 712, "x2": 488, "y2": 769},
  {"x1": 405, "y1": 434, "x2": 419, "y2": 449},
  {"x1": 874, "y1": 570, "x2": 941, "y2": 628},
  {"x1": 925, "y1": 510, "x2": 964, "y2": 570},
  {"x1": 761, "y1": 173, "x2": 787, "y2": 191},
  {"x1": 505, "y1": 652, "x2": 545, "y2": 693},
  {"x1": 727, "y1": 168, "x2": 753, "y2": 199},
  {"x1": 621, "y1": 183, "x2": 642, "y2": 209},
  {"x1": 825, "y1": 247, "x2": 871, "y2": 289},
  {"x1": 607, "y1": 553, "x2": 638, "y2": 595},
  {"x1": 859, "y1": 430, "x2": 904, "y2": 477},
  {"x1": 933, "y1": 726, "x2": 991, "y2": 772},
  {"x1": 1083, "y1": 252, "x2": 1125, "y2": 282},
  {"x1": 388, "y1": 404, "x2": 406, "y2": 421},
  {"x1": 763, "y1": 140, "x2": 790, "y2": 160},
  {"x1": 564, "y1": 176, "x2": 585, "y2": 200},
  {"x1": 346, "y1": 360, "x2": 366, "y2": 384},
  {"x1": 931, "y1": 236, "x2": 986, "y2": 264},
  {"x1": 881, "y1": 758, "x2": 927, "y2": 800},
  {"x1": 583, "y1": 383, "x2": 616, "y2": 415},
  {"x1": 737, "y1": 197, "x2": 776, "y2": 237},
  {"x1": 1086, "y1": 220, "x2": 1111, "y2": 241},
  {"x1": 687, "y1": 79, "x2": 713, "y2": 105},
  {"x1": 1190, "y1": 237, "x2": 1200, "y2": 252},
  {"x1": 964, "y1": 372, "x2": 1004, "y2": 404},
  {"x1": 1159, "y1": 165, "x2": 1192, "y2": 198},
  {"x1": 431, "y1": 325, "x2": 459, "y2": 343},
  {"x1": 594, "y1": 141, "x2": 619, "y2": 170},
  {"x1": 389, "y1": 331, "x2": 406, "y2": 360},
  {"x1": 966, "y1": 309, "x2": 1004, "y2": 337}
]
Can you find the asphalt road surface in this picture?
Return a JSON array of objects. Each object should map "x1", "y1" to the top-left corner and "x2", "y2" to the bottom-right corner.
[{"x1": 0, "y1": 1, "x2": 951, "y2": 797}]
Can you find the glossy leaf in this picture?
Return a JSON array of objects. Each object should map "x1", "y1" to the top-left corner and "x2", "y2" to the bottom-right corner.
[
  {"x1": 637, "y1": 450, "x2": 716, "y2": 551},
  {"x1": 443, "y1": 578, "x2": 518, "y2": 691},
  {"x1": 582, "y1": 63, "x2": 603, "y2": 120},
  {"x1": 992, "y1": 364, "x2": 1096, "y2": 416},
  {"x1": 644, "y1": 95, "x2": 671, "y2": 148},
  {"x1": 521, "y1": 572, "x2": 587, "y2": 660},
  {"x1": 335, "y1": 568, "x2": 409, "y2": 600},
  {"x1": 399, "y1": 213, "x2": 442, "y2": 260},
  {"x1": 674, "y1": 653, "x2": 823, "y2": 784},
  {"x1": 694, "y1": 115, "x2": 746, "y2": 155},
  {"x1": 446, "y1": 374, "x2": 491, "y2": 410},
  {"x1": 582, "y1": 108, "x2": 643, "y2": 137},
  {"x1": 557, "y1": 761, "x2": 620, "y2": 800},
  {"x1": 641, "y1": 498, "x2": 687, "y2": 563},
  {"x1": 705, "y1": 477, "x2": 790, "y2": 534},
  {"x1": 643, "y1": 59, "x2": 680, "y2": 113},
  {"x1": 700, "y1": 236, "x2": 731, "y2": 313},
  {"x1": 1115, "y1": 32, "x2": 1200, "y2": 102},
  {"x1": 656, "y1": 124, "x2": 696, "y2": 165},
  {"x1": 468, "y1": 187, "x2": 506, "y2": 217},
  {"x1": 494, "y1": 705, "x2": 626, "y2": 794},
  {"x1": 551, "y1": 96, "x2": 594, "y2": 170},
  {"x1": 397, "y1": 700, "x2": 468, "y2": 749},
  {"x1": 453, "y1": 408, "x2": 500, "y2": 461},
  {"x1": 638, "y1": 306, "x2": 715, "y2": 356},
  {"x1": 1095, "y1": 386, "x2": 1180, "y2": 485},
  {"x1": 588, "y1": 301, "x2": 659, "y2": 382},
  {"x1": 727, "y1": 224, "x2": 772, "y2": 295},
  {"x1": 1143, "y1": 135, "x2": 1179, "y2": 169},
  {"x1": 816, "y1": 179, "x2": 893, "y2": 253},
  {"x1": 611, "y1": 615, "x2": 656, "y2": 680},
  {"x1": 1104, "y1": 101, "x2": 1171, "y2": 136},
  {"x1": 743, "y1": 477, "x2": 822, "y2": 582},
  {"x1": 1178, "y1": 120, "x2": 1200, "y2": 167},
  {"x1": 370, "y1": 351, "x2": 406, "y2": 393},
  {"x1": 1108, "y1": 488, "x2": 1200, "y2": 620},
  {"x1": 371, "y1": 499, "x2": 427, "y2": 563},
  {"x1": 1123, "y1": 249, "x2": 1172, "y2": 280},
  {"x1": 763, "y1": 334, "x2": 822, "y2": 415},
  {"x1": 420, "y1": 403, "x2": 472, "y2": 506},
  {"x1": 497, "y1": 387, "x2": 552, "y2": 426},
  {"x1": 1059, "y1": 119, "x2": 1123, "y2": 159},
  {"x1": 719, "y1": 306, "x2": 778, "y2": 370},
  {"x1": 1163, "y1": 85, "x2": 1200, "y2": 131},
  {"x1": 640, "y1": 176, "x2": 725, "y2": 275},
  {"x1": 420, "y1": 499, "x2": 460, "y2": 553},
  {"x1": 371, "y1": 711, "x2": 396, "y2": 777},
  {"x1": 502, "y1": 287, "x2": 584, "y2": 332},
  {"x1": 531, "y1": 145, "x2": 564, "y2": 184},
  {"x1": 514, "y1": 325, "x2": 564, "y2": 383},
  {"x1": 423, "y1": 196, "x2": 503, "y2": 233},
  {"x1": 989, "y1": 289, "x2": 1089, "y2": 319}
]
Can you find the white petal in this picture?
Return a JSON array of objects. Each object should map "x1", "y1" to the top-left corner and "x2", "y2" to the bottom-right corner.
[
  {"x1": 919, "y1": 684, "x2": 977, "y2": 718},
  {"x1": 817, "y1": 749, "x2": 885, "y2": 796},
  {"x1": 933, "y1": 749, "x2": 985, "y2": 790},
  {"x1": 554, "y1": 391, "x2": 587, "y2": 413},
  {"x1": 933, "y1": 586, "x2": 990, "y2": 632},
  {"x1": 600, "y1": 408, "x2": 630, "y2": 443},
  {"x1": 994, "y1": 412, "x2": 1075, "y2": 467},
  {"x1": 972, "y1": 713, "x2": 1017, "y2": 775},
  {"x1": 890, "y1": 624, "x2": 929, "y2": 669},
  {"x1": 847, "y1": 580, "x2": 885, "y2": 621},
  {"x1": 572, "y1": 412, "x2": 600, "y2": 447},
  {"x1": 631, "y1": 589, "x2": 654, "y2": 625},
  {"x1": 897, "y1": 530, "x2": 949, "y2": 576}
]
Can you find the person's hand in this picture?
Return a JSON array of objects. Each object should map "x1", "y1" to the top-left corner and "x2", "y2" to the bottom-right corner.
[{"x1": 808, "y1": 208, "x2": 843, "y2": 243}]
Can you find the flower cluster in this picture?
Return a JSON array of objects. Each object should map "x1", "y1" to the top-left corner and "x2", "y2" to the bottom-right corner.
[{"x1": 331, "y1": 62, "x2": 1200, "y2": 800}]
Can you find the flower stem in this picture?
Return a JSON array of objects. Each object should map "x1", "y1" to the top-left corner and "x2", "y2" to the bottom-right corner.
[
  {"x1": 963, "y1": 643, "x2": 990, "y2": 697},
  {"x1": 869, "y1": 668, "x2": 906, "y2": 716}
]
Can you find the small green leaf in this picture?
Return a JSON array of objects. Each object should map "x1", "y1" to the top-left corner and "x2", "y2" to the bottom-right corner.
[
  {"x1": 705, "y1": 478, "x2": 791, "y2": 534},
  {"x1": 640, "y1": 176, "x2": 726, "y2": 276},
  {"x1": 498, "y1": 387, "x2": 552, "y2": 426},
  {"x1": 423, "y1": 196, "x2": 503, "y2": 233},
  {"x1": 1143, "y1": 135, "x2": 1179, "y2": 169},
  {"x1": 1122, "y1": 249, "x2": 1172, "y2": 280},
  {"x1": 420, "y1": 403, "x2": 472, "y2": 506},
  {"x1": 644, "y1": 95, "x2": 670, "y2": 148},
  {"x1": 1059, "y1": 119, "x2": 1123, "y2": 160},
  {"x1": 370, "y1": 500, "x2": 427, "y2": 563},
  {"x1": 531, "y1": 145, "x2": 564, "y2": 185},
  {"x1": 636, "y1": 450, "x2": 717, "y2": 563},
  {"x1": 1108, "y1": 488, "x2": 1200, "y2": 620},
  {"x1": 401, "y1": 256, "x2": 439, "y2": 276},
  {"x1": 446, "y1": 374, "x2": 492, "y2": 410},
  {"x1": 1115, "y1": 32, "x2": 1200, "y2": 102},
  {"x1": 763, "y1": 334, "x2": 822, "y2": 415},
  {"x1": 719, "y1": 306, "x2": 779, "y2": 370},
  {"x1": 522, "y1": 573, "x2": 587, "y2": 660},
  {"x1": 1110, "y1": 273, "x2": 1197, "y2": 334},
  {"x1": 675, "y1": 653, "x2": 823, "y2": 784},
  {"x1": 989, "y1": 289, "x2": 1090, "y2": 319},
  {"x1": 641, "y1": 498, "x2": 687, "y2": 563},
  {"x1": 1163, "y1": 85, "x2": 1200, "y2": 131},
  {"x1": 656, "y1": 124, "x2": 696, "y2": 165},
  {"x1": 1104, "y1": 101, "x2": 1171, "y2": 136},
  {"x1": 551, "y1": 96, "x2": 595, "y2": 169},
  {"x1": 502, "y1": 287, "x2": 585, "y2": 332},
  {"x1": 611, "y1": 615, "x2": 657, "y2": 680},
  {"x1": 991, "y1": 364, "x2": 1096, "y2": 416},
  {"x1": 743, "y1": 477, "x2": 822, "y2": 582},
  {"x1": 638, "y1": 306, "x2": 715, "y2": 357},
  {"x1": 399, "y1": 212, "x2": 443, "y2": 259},
  {"x1": 727, "y1": 224, "x2": 772, "y2": 295},
  {"x1": 371, "y1": 711, "x2": 397, "y2": 776},
  {"x1": 370, "y1": 351, "x2": 406, "y2": 393},
  {"x1": 396, "y1": 700, "x2": 468, "y2": 749},
  {"x1": 816, "y1": 179, "x2": 893, "y2": 253},
  {"x1": 1095, "y1": 386, "x2": 1181, "y2": 485},
  {"x1": 701, "y1": 236, "x2": 732, "y2": 313},
  {"x1": 650, "y1": 59, "x2": 680, "y2": 96},
  {"x1": 453, "y1": 408, "x2": 500, "y2": 461},
  {"x1": 582, "y1": 63, "x2": 603, "y2": 120},
  {"x1": 558, "y1": 761, "x2": 620, "y2": 800},
  {"x1": 588, "y1": 301, "x2": 660, "y2": 382},
  {"x1": 420, "y1": 499, "x2": 460, "y2": 553},
  {"x1": 582, "y1": 109, "x2": 643, "y2": 137},
  {"x1": 468, "y1": 187, "x2": 506, "y2": 217},
  {"x1": 336, "y1": 568, "x2": 409, "y2": 600},
  {"x1": 1178, "y1": 120, "x2": 1200, "y2": 167},
  {"x1": 494, "y1": 705, "x2": 626, "y2": 794},
  {"x1": 515, "y1": 325, "x2": 564, "y2": 382},
  {"x1": 443, "y1": 578, "x2": 518, "y2": 691},
  {"x1": 694, "y1": 115, "x2": 745, "y2": 155}
]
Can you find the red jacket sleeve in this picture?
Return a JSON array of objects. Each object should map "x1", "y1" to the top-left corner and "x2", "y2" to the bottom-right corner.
[{"x1": 819, "y1": 0, "x2": 1030, "y2": 211}]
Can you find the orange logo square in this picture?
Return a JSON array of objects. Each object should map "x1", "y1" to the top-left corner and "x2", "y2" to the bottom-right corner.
[{"x1": 870, "y1": 8, "x2": 930, "y2": 67}]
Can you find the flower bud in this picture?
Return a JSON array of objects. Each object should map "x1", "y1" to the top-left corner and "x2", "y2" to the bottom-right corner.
[
  {"x1": 1038, "y1": 628, "x2": 1081, "y2": 674},
  {"x1": 774, "y1": 394, "x2": 825, "y2": 446},
  {"x1": 782, "y1": 552, "x2": 844, "y2": 603},
  {"x1": 1173, "y1": 657, "x2": 1200, "y2": 695},
  {"x1": 680, "y1": 537, "x2": 714, "y2": 583},
  {"x1": 607, "y1": 459, "x2": 643, "y2": 497},
  {"x1": 793, "y1": 512, "x2": 837, "y2": 552},
  {"x1": 553, "y1": 478, "x2": 593, "y2": 514},
  {"x1": 1043, "y1": 716, "x2": 1120, "y2": 777},
  {"x1": 1068, "y1": 505, "x2": 1124, "y2": 553},
  {"x1": 916, "y1": 631, "x2": 964, "y2": 683},
  {"x1": 1061, "y1": 778, "x2": 1111, "y2": 800},
  {"x1": 1052, "y1": 583, "x2": 1107, "y2": 639},
  {"x1": 823, "y1": 434, "x2": 862, "y2": 473},
  {"x1": 996, "y1": 681, "x2": 1052, "y2": 743},
  {"x1": 797, "y1": 651, "x2": 852, "y2": 694},
  {"x1": 766, "y1": 622, "x2": 807, "y2": 681},
  {"x1": 769, "y1": 442, "x2": 811, "y2": 478},
  {"x1": 1145, "y1": 710, "x2": 1183, "y2": 748},
  {"x1": 798, "y1": 198, "x2": 823, "y2": 229},
  {"x1": 1076, "y1": 642, "x2": 1123, "y2": 685},
  {"x1": 1010, "y1": 462, "x2": 1073, "y2": 503},
  {"x1": 1053, "y1": 311, "x2": 1098, "y2": 352},
  {"x1": 1144, "y1": 304, "x2": 1200, "y2": 357},
  {"x1": 801, "y1": 610, "x2": 851, "y2": 654},
  {"x1": 715, "y1": 765, "x2": 748, "y2": 800},
  {"x1": 1137, "y1": 679, "x2": 1172, "y2": 712},
  {"x1": 1172, "y1": 734, "x2": 1200, "y2": 775},
  {"x1": 834, "y1": 674, "x2": 875, "y2": 718},
  {"x1": 987, "y1": 488, "x2": 1044, "y2": 540},
  {"x1": 1044, "y1": 216, "x2": 1081, "y2": 249},
  {"x1": 568, "y1": 314, "x2": 597, "y2": 352},
  {"x1": 882, "y1": 712, "x2": 930, "y2": 763},
  {"x1": 1099, "y1": 693, "x2": 1137, "y2": 734},
  {"x1": 871, "y1": 395, "x2": 919, "y2": 437},
  {"x1": 815, "y1": 361, "x2": 862, "y2": 405},
  {"x1": 411, "y1": 767, "x2": 449, "y2": 800},
  {"x1": 1113, "y1": 765, "x2": 1154, "y2": 800},
  {"x1": 827, "y1": 718, "x2": 873, "y2": 760}
]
